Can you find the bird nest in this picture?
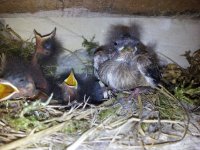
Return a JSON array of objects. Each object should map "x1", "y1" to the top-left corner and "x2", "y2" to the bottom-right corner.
[
  {"x1": 0, "y1": 24, "x2": 200, "y2": 150},
  {"x1": 0, "y1": 89, "x2": 199, "y2": 150}
]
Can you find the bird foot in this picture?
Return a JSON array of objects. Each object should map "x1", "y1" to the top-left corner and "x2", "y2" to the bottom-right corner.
[{"x1": 129, "y1": 86, "x2": 155, "y2": 100}]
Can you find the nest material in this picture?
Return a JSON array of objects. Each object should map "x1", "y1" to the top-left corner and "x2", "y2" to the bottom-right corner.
[
  {"x1": 0, "y1": 25, "x2": 200, "y2": 150},
  {"x1": 0, "y1": 87, "x2": 200, "y2": 150},
  {"x1": 162, "y1": 49, "x2": 200, "y2": 105},
  {"x1": 0, "y1": 24, "x2": 34, "y2": 59}
]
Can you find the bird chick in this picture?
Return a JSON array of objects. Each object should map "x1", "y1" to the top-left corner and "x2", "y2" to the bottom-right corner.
[
  {"x1": 31, "y1": 28, "x2": 62, "y2": 94},
  {"x1": 0, "y1": 54, "x2": 37, "y2": 101},
  {"x1": 57, "y1": 70, "x2": 109, "y2": 105},
  {"x1": 94, "y1": 25, "x2": 161, "y2": 91}
]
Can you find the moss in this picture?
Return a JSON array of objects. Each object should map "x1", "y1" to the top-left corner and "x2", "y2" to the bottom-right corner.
[
  {"x1": 141, "y1": 122, "x2": 148, "y2": 130},
  {"x1": 98, "y1": 106, "x2": 120, "y2": 121},
  {"x1": 6, "y1": 116, "x2": 46, "y2": 132},
  {"x1": 62, "y1": 119, "x2": 90, "y2": 134},
  {"x1": 155, "y1": 92, "x2": 184, "y2": 120},
  {"x1": 174, "y1": 85, "x2": 200, "y2": 105},
  {"x1": 0, "y1": 24, "x2": 34, "y2": 60},
  {"x1": 82, "y1": 36, "x2": 99, "y2": 56}
]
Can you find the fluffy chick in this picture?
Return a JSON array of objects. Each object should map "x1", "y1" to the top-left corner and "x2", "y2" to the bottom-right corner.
[
  {"x1": 31, "y1": 28, "x2": 62, "y2": 94},
  {"x1": 55, "y1": 70, "x2": 109, "y2": 105},
  {"x1": 94, "y1": 24, "x2": 161, "y2": 91},
  {"x1": 0, "y1": 54, "x2": 37, "y2": 101}
]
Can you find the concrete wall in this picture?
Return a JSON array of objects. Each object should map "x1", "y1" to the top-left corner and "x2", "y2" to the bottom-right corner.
[{"x1": 1, "y1": 12, "x2": 200, "y2": 67}]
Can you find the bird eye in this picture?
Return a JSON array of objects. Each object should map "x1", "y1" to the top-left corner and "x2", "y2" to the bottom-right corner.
[
  {"x1": 44, "y1": 43, "x2": 51, "y2": 50},
  {"x1": 19, "y1": 79, "x2": 24, "y2": 82},
  {"x1": 114, "y1": 42, "x2": 118, "y2": 46},
  {"x1": 45, "y1": 51, "x2": 51, "y2": 55},
  {"x1": 43, "y1": 40, "x2": 52, "y2": 50}
]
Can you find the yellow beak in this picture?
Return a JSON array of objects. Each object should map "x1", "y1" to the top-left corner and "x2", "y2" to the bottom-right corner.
[
  {"x1": 0, "y1": 80, "x2": 19, "y2": 101},
  {"x1": 64, "y1": 71, "x2": 78, "y2": 89}
]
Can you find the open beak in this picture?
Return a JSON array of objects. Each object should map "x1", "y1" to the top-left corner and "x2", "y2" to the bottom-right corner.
[
  {"x1": 64, "y1": 71, "x2": 78, "y2": 89},
  {"x1": 0, "y1": 80, "x2": 19, "y2": 101}
]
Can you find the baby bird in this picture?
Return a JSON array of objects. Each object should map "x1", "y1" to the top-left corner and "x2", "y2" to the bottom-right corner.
[
  {"x1": 0, "y1": 54, "x2": 37, "y2": 101},
  {"x1": 31, "y1": 28, "x2": 62, "y2": 94},
  {"x1": 94, "y1": 24, "x2": 161, "y2": 91},
  {"x1": 57, "y1": 70, "x2": 109, "y2": 105}
]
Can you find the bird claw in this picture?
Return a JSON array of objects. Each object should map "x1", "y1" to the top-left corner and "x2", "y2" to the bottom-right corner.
[{"x1": 129, "y1": 86, "x2": 155, "y2": 100}]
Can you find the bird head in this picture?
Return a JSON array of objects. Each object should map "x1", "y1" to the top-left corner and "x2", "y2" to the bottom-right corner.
[
  {"x1": 113, "y1": 36, "x2": 140, "y2": 53},
  {"x1": 105, "y1": 24, "x2": 143, "y2": 57},
  {"x1": 33, "y1": 28, "x2": 59, "y2": 61},
  {"x1": 0, "y1": 54, "x2": 37, "y2": 100},
  {"x1": 59, "y1": 70, "x2": 78, "y2": 103},
  {"x1": 0, "y1": 79, "x2": 19, "y2": 101},
  {"x1": 5, "y1": 73, "x2": 37, "y2": 99}
]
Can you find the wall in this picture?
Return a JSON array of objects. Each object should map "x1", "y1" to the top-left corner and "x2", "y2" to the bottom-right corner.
[
  {"x1": 0, "y1": 0, "x2": 200, "y2": 16},
  {"x1": 1, "y1": 11, "x2": 200, "y2": 67}
]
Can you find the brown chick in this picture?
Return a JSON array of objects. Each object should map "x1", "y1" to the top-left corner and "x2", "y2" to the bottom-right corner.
[
  {"x1": 94, "y1": 25, "x2": 161, "y2": 92},
  {"x1": 0, "y1": 54, "x2": 37, "y2": 101},
  {"x1": 31, "y1": 28, "x2": 62, "y2": 94}
]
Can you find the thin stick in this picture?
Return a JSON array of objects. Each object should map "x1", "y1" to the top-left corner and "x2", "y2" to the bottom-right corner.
[
  {"x1": 109, "y1": 117, "x2": 184, "y2": 128},
  {"x1": 67, "y1": 117, "x2": 112, "y2": 150}
]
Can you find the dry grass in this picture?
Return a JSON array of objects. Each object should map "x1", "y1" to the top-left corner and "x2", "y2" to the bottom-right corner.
[{"x1": 0, "y1": 86, "x2": 199, "y2": 150}]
